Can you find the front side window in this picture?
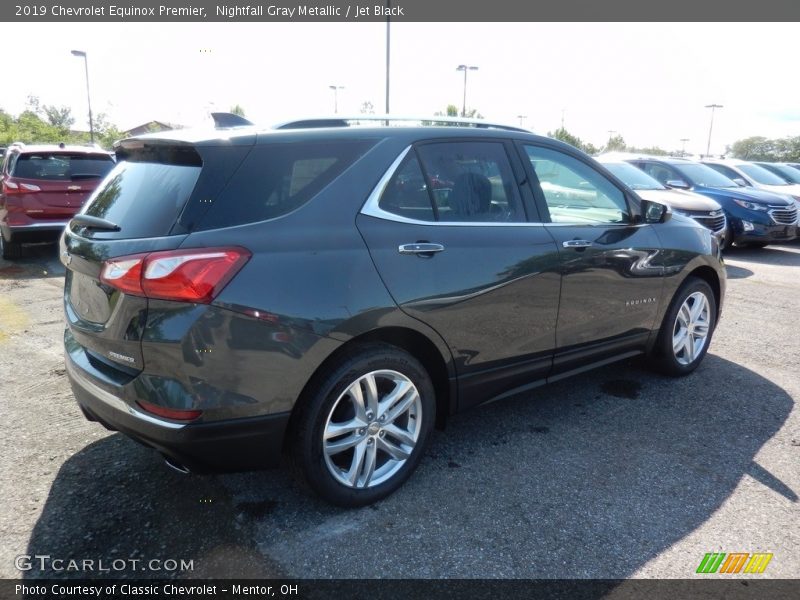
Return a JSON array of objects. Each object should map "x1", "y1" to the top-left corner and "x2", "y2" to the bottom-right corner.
[
  {"x1": 524, "y1": 146, "x2": 629, "y2": 224},
  {"x1": 377, "y1": 141, "x2": 526, "y2": 224}
]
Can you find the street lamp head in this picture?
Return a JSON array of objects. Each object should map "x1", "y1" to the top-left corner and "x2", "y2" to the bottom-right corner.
[
  {"x1": 705, "y1": 104, "x2": 723, "y2": 109},
  {"x1": 71, "y1": 50, "x2": 86, "y2": 57},
  {"x1": 456, "y1": 64, "x2": 479, "y2": 72}
]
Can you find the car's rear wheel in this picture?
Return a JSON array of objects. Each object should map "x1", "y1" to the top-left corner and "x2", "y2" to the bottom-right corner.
[
  {"x1": 649, "y1": 277, "x2": 716, "y2": 376},
  {"x1": 290, "y1": 344, "x2": 435, "y2": 507},
  {"x1": 0, "y1": 235, "x2": 22, "y2": 260}
]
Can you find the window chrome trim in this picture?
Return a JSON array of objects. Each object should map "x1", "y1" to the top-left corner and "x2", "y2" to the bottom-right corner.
[{"x1": 360, "y1": 146, "x2": 644, "y2": 228}]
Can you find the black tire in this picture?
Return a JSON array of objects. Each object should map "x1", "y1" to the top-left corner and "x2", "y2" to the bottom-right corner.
[
  {"x1": 0, "y1": 235, "x2": 22, "y2": 260},
  {"x1": 290, "y1": 343, "x2": 435, "y2": 507},
  {"x1": 649, "y1": 277, "x2": 717, "y2": 377},
  {"x1": 737, "y1": 242, "x2": 769, "y2": 249}
]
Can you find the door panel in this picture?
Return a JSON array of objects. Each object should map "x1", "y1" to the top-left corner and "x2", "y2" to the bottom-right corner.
[
  {"x1": 519, "y1": 143, "x2": 665, "y2": 371},
  {"x1": 545, "y1": 224, "x2": 664, "y2": 368},
  {"x1": 357, "y1": 214, "x2": 561, "y2": 407}
]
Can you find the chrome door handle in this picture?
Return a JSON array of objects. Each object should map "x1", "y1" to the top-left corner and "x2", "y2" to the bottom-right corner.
[
  {"x1": 562, "y1": 239, "x2": 593, "y2": 248},
  {"x1": 398, "y1": 243, "x2": 445, "y2": 255}
]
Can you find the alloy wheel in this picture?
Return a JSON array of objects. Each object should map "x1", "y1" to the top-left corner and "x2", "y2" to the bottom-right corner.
[
  {"x1": 672, "y1": 291, "x2": 711, "y2": 366},
  {"x1": 322, "y1": 369, "x2": 422, "y2": 489}
]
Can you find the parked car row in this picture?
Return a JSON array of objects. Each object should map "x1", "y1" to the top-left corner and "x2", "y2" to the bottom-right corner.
[{"x1": 599, "y1": 153, "x2": 799, "y2": 248}]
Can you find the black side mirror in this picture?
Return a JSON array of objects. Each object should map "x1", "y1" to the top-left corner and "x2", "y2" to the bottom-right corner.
[
  {"x1": 665, "y1": 179, "x2": 690, "y2": 190},
  {"x1": 642, "y1": 199, "x2": 671, "y2": 224}
]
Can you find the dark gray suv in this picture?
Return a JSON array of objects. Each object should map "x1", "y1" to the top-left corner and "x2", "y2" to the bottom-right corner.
[{"x1": 62, "y1": 118, "x2": 725, "y2": 506}]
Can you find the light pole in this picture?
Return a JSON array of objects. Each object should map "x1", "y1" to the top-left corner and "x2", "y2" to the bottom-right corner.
[
  {"x1": 705, "y1": 104, "x2": 723, "y2": 158},
  {"x1": 385, "y1": 1, "x2": 391, "y2": 115},
  {"x1": 329, "y1": 85, "x2": 344, "y2": 114},
  {"x1": 71, "y1": 50, "x2": 94, "y2": 144},
  {"x1": 680, "y1": 138, "x2": 690, "y2": 156},
  {"x1": 517, "y1": 115, "x2": 527, "y2": 127},
  {"x1": 456, "y1": 64, "x2": 478, "y2": 117}
]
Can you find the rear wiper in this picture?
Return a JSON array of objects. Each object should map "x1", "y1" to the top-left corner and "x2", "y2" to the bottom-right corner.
[
  {"x1": 70, "y1": 214, "x2": 121, "y2": 231},
  {"x1": 70, "y1": 173, "x2": 103, "y2": 180}
]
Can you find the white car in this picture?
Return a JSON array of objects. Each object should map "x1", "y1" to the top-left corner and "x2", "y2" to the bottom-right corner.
[{"x1": 701, "y1": 158, "x2": 800, "y2": 202}]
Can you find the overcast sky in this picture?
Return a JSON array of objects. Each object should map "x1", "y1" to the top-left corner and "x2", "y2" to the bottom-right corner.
[{"x1": 2, "y1": 22, "x2": 799, "y2": 154}]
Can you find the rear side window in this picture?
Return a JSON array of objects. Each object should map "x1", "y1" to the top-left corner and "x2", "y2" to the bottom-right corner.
[
  {"x1": 80, "y1": 146, "x2": 202, "y2": 239},
  {"x1": 378, "y1": 141, "x2": 526, "y2": 223},
  {"x1": 12, "y1": 152, "x2": 114, "y2": 181},
  {"x1": 198, "y1": 140, "x2": 375, "y2": 229}
]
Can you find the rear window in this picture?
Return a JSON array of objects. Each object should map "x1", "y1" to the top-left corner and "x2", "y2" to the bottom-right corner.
[
  {"x1": 197, "y1": 139, "x2": 375, "y2": 230},
  {"x1": 80, "y1": 146, "x2": 201, "y2": 239},
  {"x1": 12, "y1": 152, "x2": 114, "y2": 181}
]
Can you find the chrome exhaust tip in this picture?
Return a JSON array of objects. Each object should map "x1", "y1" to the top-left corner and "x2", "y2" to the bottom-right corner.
[{"x1": 163, "y1": 456, "x2": 191, "y2": 475}]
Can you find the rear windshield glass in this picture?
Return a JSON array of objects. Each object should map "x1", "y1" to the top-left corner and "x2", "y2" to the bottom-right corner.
[
  {"x1": 81, "y1": 160, "x2": 201, "y2": 239},
  {"x1": 737, "y1": 163, "x2": 790, "y2": 185},
  {"x1": 12, "y1": 152, "x2": 114, "y2": 181},
  {"x1": 197, "y1": 139, "x2": 375, "y2": 230}
]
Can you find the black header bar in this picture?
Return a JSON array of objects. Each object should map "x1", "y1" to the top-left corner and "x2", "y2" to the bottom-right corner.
[{"x1": 4, "y1": 0, "x2": 800, "y2": 22}]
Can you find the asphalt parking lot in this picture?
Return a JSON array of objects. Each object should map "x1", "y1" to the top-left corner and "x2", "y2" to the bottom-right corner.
[{"x1": 1, "y1": 242, "x2": 798, "y2": 580}]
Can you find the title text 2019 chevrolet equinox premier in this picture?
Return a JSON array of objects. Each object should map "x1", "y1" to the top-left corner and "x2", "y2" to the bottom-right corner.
[{"x1": 62, "y1": 119, "x2": 725, "y2": 506}]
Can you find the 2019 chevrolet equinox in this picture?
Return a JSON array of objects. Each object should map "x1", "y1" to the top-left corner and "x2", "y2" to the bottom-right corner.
[{"x1": 62, "y1": 118, "x2": 725, "y2": 506}]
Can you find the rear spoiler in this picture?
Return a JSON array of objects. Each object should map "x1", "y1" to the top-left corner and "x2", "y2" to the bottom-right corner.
[{"x1": 211, "y1": 112, "x2": 254, "y2": 128}]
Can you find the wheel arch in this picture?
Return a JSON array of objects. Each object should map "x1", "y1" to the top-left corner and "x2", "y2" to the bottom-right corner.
[
  {"x1": 685, "y1": 265, "x2": 722, "y2": 321},
  {"x1": 284, "y1": 326, "x2": 455, "y2": 452}
]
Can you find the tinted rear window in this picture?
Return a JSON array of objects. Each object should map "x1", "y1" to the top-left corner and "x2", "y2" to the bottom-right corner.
[
  {"x1": 197, "y1": 140, "x2": 375, "y2": 230},
  {"x1": 81, "y1": 159, "x2": 201, "y2": 239},
  {"x1": 12, "y1": 152, "x2": 114, "y2": 180}
]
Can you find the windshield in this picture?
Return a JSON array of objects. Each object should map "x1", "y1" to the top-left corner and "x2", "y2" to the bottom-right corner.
[
  {"x1": 12, "y1": 152, "x2": 114, "y2": 181},
  {"x1": 602, "y1": 162, "x2": 665, "y2": 190},
  {"x1": 738, "y1": 163, "x2": 790, "y2": 185},
  {"x1": 675, "y1": 163, "x2": 739, "y2": 188},
  {"x1": 759, "y1": 163, "x2": 800, "y2": 184}
]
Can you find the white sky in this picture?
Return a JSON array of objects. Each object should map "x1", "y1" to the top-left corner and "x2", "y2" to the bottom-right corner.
[{"x1": 1, "y1": 22, "x2": 799, "y2": 154}]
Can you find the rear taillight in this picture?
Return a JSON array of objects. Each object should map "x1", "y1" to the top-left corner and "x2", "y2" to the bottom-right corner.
[
  {"x1": 136, "y1": 399, "x2": 203, "y2": 421},
  {"x1": 2, "y1": 180, "x2": 21, "y2": 195},
  {"x1": 100, "y1": 247, "x2": 251, "y2": 303}
]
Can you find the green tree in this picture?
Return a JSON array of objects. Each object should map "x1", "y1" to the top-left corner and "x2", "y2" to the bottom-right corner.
[
  {"x1": 547, "y1": 126, "x2": 584, "y2": 150},
  {"x1": 359, "y1": 101, "x2": 375, "y2": 114},
  {"x1": 42, "y1": 105, "x2": 75, "y2": 131},
  {"x1": 729, "y1": 136, "x2": 776, "y2": 160},
  {"x1": 605, "y1": 134, "x2": 626, "y2": 152},
  {"x1": 230, "y1": 104, "x2": 246, "y2": 117}
]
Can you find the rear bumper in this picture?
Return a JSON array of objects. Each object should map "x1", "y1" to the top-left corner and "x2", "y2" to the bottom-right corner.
[
  {"x1": 65, "y1": 333, "x2": 291, "y2": 473},
  {"x1": 1, "y1": 219, "x2": 69, "y2": 243}
]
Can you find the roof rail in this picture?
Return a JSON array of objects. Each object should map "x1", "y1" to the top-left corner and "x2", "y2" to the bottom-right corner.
[{"x1": 273, "y1": 115, "x2": 530, "y2": 133}]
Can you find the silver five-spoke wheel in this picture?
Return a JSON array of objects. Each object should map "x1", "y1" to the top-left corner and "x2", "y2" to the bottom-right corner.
[
  {"x1": 672, "y1": 291, "x2": 710, "y2": 366},
  {"x1": 323, "y1": 369, "x2": 422, "y2": 489}
]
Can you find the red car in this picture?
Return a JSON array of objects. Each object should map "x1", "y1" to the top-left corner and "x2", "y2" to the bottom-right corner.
[{"x1": 0, "y1": 144, "x2": 115, "y2": 259}]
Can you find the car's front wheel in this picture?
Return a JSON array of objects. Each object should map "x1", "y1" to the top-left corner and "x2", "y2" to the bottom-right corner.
[
  {"x1": 649, "y1": 277, "x2": 717, "y2": 376},
  {"x1": 290, "y1": 344, "x2": 435, "y2": 507}
]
